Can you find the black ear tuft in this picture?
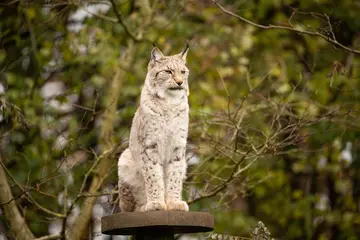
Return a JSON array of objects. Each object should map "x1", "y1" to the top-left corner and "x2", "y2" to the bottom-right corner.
[{"x1": 179, "y1": 42, "x2": 189, "y2": 61}]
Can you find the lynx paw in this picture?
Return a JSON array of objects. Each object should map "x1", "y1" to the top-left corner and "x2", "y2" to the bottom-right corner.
[
  {"x1": 167, "y1": 200, "x2": 189, "y2": 211},
  {"x1": 144, "y1": 201, "x2": 167, "y2": 211}
]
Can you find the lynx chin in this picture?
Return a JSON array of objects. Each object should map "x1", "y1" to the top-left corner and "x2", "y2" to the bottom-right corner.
[{"x1": 118, "y1": 45, "x2": 190, "y2": 212}]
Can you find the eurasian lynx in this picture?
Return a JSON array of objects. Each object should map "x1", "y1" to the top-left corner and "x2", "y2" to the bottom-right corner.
[{"x1": 118, "y1": 45, "x2": 190, "y2": 212}]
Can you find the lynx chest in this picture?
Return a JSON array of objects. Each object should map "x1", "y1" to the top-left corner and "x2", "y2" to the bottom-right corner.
[{"x1": 140, "y1": 102, "x2": 189, "y2": 162}]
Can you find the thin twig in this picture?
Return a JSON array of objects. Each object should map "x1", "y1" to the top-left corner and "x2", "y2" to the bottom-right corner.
[
  {"x1": 188, "y1": 149, "x2": 252, "y2": 205},
  {"x1": 212, "y1": 0, "x2": 360, "y2": 55},
  {"x1": 109, "y1": 0, "x2": 141, "y2": 42},
  {"x1": 324, "y1": 13, "x2": 336, "y2": 41},
  {"x1": 82, "y1": 6, "x2": 117, "y2": 23},
  {"x1": 0, "y1": 161, "x2": 65, "y2": 218}
]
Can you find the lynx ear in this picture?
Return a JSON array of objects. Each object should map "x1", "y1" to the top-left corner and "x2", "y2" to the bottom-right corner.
[
  {"x1": 151, "y1": 47, "x2": 164, "y2": 61},
  {"x1": 178, "y1": 43, "x2": 189, "y2": 61}
]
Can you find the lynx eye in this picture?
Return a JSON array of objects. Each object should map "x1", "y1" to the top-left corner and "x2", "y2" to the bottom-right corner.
[
  {"x1": 164, "y1": 70, "x2": 172, "y2": 74},
  {"x1": 181, "y1": 70, "x2": 186, "y2": 75}
]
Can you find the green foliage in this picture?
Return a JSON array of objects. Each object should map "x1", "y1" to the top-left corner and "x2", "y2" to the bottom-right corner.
[{"x1": 1, "y1": 0, "x2": 360, "y2": 239}]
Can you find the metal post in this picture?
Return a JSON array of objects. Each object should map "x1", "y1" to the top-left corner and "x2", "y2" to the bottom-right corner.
[{"x1": 133, "y1": 228, "x2": 174, "y2": 240}]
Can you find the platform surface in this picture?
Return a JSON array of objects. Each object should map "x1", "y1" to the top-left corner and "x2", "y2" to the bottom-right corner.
[{"x1": 101, "y1": 211, "x2": 214, "y2": 235}]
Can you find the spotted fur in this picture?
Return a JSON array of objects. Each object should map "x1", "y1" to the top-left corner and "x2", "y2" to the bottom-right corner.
[{"x1": 118, "y1": 46, "x2": 190, "y2": 212}]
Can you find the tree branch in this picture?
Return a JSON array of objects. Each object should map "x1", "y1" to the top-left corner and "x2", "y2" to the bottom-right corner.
[
  {"x1": 0, "y1": 161, "x2": 65, "y2": 218},
  {"x1": 69, "y1": 43, "x2": 136, "y2": 240},
  {"x1": 0, "y1": 158, "x2": 35, "y2": 240},
  {"x1": 70, "y1": 2, "x2": 153, "y2": 238},
  {"x1": 82, "y1": 6, "x2": 118, "y2": 23},
  {"x1": 109, "y1": 0, "x2": 141, "y2": 42},
  {"x1": 187, "y1": 149, "x2": 252, "y2": 205},
  {"x1": 212, "y1": 0, "x2": 360, "y2": 55},
  {"x1": 34, "y1": 234, "x2": 62, "y2": 240}
]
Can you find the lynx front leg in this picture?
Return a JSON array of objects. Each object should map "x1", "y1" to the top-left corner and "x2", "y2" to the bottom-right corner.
[
  {"x1": 141, "y1": 144, "x2": 167, "y2": 211},
  {"x1": 165, "y1": 147, "x2": 189, "y2": 211}
]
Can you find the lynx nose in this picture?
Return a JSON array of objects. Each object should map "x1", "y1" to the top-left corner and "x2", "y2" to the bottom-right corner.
[{"x1": 176, "y1": 81, "x2": 183, "y2": 86}]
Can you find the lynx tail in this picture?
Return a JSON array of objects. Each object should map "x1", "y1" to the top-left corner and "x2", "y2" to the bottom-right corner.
[{"x1": 118, "y1": 149, "x2": 136, "y2": 212}]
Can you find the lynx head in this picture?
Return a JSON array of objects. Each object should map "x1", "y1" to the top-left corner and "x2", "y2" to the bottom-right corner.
[{"x1": 144, "y1": 45, "x2": 190, "y2": 99}]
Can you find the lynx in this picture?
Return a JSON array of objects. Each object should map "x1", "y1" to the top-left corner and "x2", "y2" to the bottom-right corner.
[{"x1": 117, "y1": 45, "x2": 190, "y2": 212}]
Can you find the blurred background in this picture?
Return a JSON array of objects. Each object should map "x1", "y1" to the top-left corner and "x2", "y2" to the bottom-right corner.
[{"x1": 0, "y1": 0, "x2": 360, "y2": 239}]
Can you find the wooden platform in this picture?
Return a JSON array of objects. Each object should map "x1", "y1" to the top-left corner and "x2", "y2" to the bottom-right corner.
[{"x1": 101, "y1": 211, "x2": 214, "y2": 237}]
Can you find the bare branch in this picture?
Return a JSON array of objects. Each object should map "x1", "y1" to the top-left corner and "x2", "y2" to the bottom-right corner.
[
  {"x1": 188, "y1": 149, "x2": 252, "y2": 205},
  {"x1": 324, "y1": 13, "x2": 336, "y2": 41},
  {"x1": 212, "y1": 0, "x2": 360, "y2": 55},
  {"x1": 82, "y1": 6, "x2": 117, "y2": 23},
  {"x1": 0, "y1": 161, "x2": 65, "y2": 218},
  {"x1": 35, "y1": 234, "x2": 62, "y2": 240},
  {"x1": 69, "y1": 43, "x2": 136, "y2": 240},
  {"x1": 109, "y1": 0, "x2": 141, "y2": 42}
]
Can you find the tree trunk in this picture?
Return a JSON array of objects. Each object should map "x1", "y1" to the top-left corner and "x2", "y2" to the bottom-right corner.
[
  {"x1": 69, "y1": 43, "x2": 135, "y2": 240},
  {"x1": 0, "y1": 159, "x2": 35, "y2": 240}
]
